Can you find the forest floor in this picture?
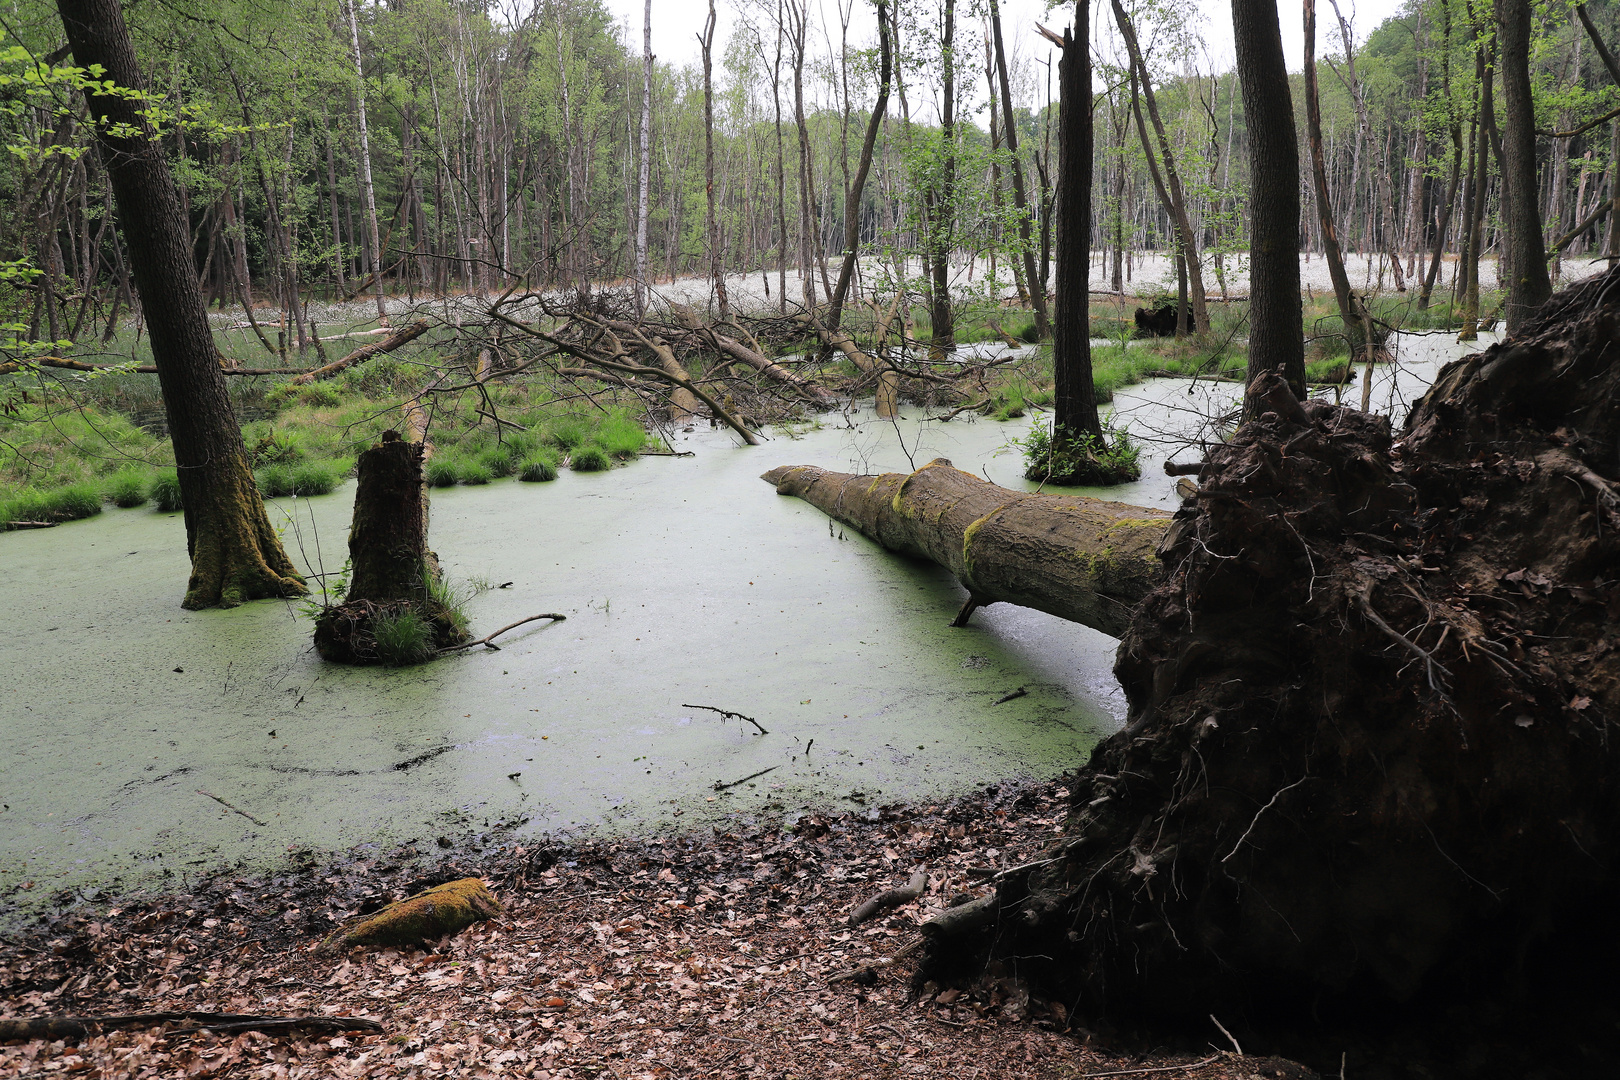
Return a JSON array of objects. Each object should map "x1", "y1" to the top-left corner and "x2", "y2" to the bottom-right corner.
[{"x1": 0, "y1": 777, "x2": 1317, "y2": 1079}]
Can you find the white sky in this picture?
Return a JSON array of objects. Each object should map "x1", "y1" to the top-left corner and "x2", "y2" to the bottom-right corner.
[{"x1": 604, "y1": 0, "x2": 1411, "y2": 108}]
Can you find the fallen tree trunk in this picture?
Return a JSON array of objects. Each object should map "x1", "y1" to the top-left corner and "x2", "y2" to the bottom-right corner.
[
  {"x1": 289, "y1": 319, "x2": 429, "y2": 385},
  {"x1": 0, "y1": 356, "x2": 310, "y2": 376},
  {"x1": 924, "y1": 266, "x2": 1620, "y2": 1036},
  {"x1": 668, "y1": 307, "x2": 839, "y2": 407},
  {"x1": 762, "y1": 459, "x2": 1170, "y2": 639}
]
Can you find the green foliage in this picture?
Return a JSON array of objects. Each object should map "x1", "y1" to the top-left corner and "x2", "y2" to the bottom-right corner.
[
  {"x1": 371, "y1": 608, "x2": 435, "y2": 667},
  {"x1": 425, "y1": 456, "x2": 461, "y2": 488},
  {"x1": 0, "y1": 481, "x2": 102, "y2": 529},
  {"x1": 148, "y1": 469, "x2": 183, "y2": 513},
  {"x1": 594, "y1": 412, "x2": 648, "y2": 459},
  {"x1": 475, "y1": 445, "x2": 515, "y2": 478},
  {"x1": 545, "y1": 418, "x2": 588, "y2": 450},
  {"x1": 518, "y1": 451, "x2": 559, "y2": 482},
  {"x1": 103, "y1": 469, "x2": 149, "y2": 508},
  {"x1": 251, "y1": 429, "x2": 306, "y2": 465},
  {"x1": 1019, "y1": 422, "x2": 1142, "y2": 487},
  {"x1": 458, "y1": 461, "x2": 494, "y2": 485},
  {"x1": 258, "y1": 459, "x2": 346, "y2": 497},
  {"x1": 570, "y1": 445, "x2": 611, "y2": 472}
]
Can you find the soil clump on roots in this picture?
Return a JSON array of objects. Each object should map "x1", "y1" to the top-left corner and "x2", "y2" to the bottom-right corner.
[{"x1": 927, "y1": 266, "x2": 1620, "y2": 1074}]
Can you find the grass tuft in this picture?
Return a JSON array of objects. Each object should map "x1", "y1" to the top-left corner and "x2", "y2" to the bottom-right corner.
[
  {"x1": 149, "y1": 469, "x2": 183, "y2": 513},
  {"x1": 518, "y1": 452, "x2": 559, "y2": 482},
  {"x1": 570, "y1": 445, "x2": 612, "y2": 472},
  {"x1": 104, "y1": 469, "x2": 149, "y2": 508}
]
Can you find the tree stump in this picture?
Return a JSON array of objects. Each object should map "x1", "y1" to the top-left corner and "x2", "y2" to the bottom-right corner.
[{"x1": 313, "y1": 433, "x2": 468, "y2": 665}]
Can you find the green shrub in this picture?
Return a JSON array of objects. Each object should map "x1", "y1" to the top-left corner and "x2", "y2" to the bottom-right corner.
[
  {"x1": 0, "y1": 483, "x2": 103, "y2": 530},
  {"x1": 300, "y1": 383, "x2": 343, "y2": 408},
  {"x1": 595, "y1": 413, "x2": 648, "y2": 459},
  {"x1": 475, "y1": 446, "x2": 515, "y2": 478},
  {"x1": 1017, "y1": 321, "x2": 1041, "y2": 344},
  {"x1": 104, "y1": 470, "x2": 149, "y2": 508},
  {"x1": 149, "y1": 469, "x2": 183, "y2": 512},
  {"x1": 251, "y1": 429, "x2": 305, "y2": 465},
  {"x1": 290, "y1": 460, "x2": 343, "y2": 495},
  {"x1": 546, "y1": 417, "x2": 588, "y2": 450},
  {"x1": 501, "y1": 430, "x2": 542, "y2": 459},
  {"x1": 570, "y1": 445, "x2": 612, "y2": 472},
  {"x1": 426, "y1": 457, "x2": 461, "y2": 488},
  {"x1": 518, "y1": 452, "x2": 559, "y2": 482},
  {"x1": 1019, "y1": 422, "x2": 1141, "y2": 486},
  {"x1": 371, "y1": 609, "x2": 435, "y2": 666},
  {"x1": 257, "y1": 463, "x2": 297, "y2": 497},
  {"x1": 458, "y1": 461, "x2": 494, "y2": 485}
]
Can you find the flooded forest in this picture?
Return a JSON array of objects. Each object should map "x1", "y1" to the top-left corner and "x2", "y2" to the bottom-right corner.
[{"x1": 3, "y1": 0, "x2": 1620, "y2": 1076}]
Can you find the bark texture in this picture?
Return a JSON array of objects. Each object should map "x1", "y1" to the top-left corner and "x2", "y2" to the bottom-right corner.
[
  {"x1": 1232, "y1": 0, "x2": 1304, "y2": 398},
  {"x1": 1496, "y1": 0, "x2": 1551, "y2": 333},
  {"x1": 56, "y1": 0, "x2": 304, "y2": 610},
  {"x1": 932, "y1": 266, "x2": 1620, "y2": 1024},
  {"x1": 313, "y1": 435, "x2": 467, "y2": 665},
  {"x1": 1050, "y1": 20, "x2": 1102, "y2": 446},
  {"x1": 762, "y1": 460, "x2": 1170, "y2": 640}
]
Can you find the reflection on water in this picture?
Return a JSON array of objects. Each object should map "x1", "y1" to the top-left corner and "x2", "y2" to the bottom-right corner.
[{"x1": 0, "y1": 329, "x2": 1494, "y2": 908}]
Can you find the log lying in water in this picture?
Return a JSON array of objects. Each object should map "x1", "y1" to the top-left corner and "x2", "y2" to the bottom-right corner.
[{"x1": 762, "y1": 459, "x2": 1171, "y2": 639}]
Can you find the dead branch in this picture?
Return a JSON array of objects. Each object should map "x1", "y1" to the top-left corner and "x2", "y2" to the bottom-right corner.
[
  {"x1": 197, "y1": 789, "x2": 267, "y2": 827},
  {"x1": 682, "y1": 703, "x2": 769, "y2": 734},
  {"x1": 441, "y1": 613, "x2": 567, "y2": 654},
  {"x1": 0, "y1": 1013, "x2": 383, "y2": 1042},
  {"x1": 290, "y1": 319, "x2": 430, "y2": 385},
  {"x1": 849, "y1": 871, "x2": 928, "y2": 926},
  {"x1": 713, "y1": 766, "x2": 779, "y2": 791}
]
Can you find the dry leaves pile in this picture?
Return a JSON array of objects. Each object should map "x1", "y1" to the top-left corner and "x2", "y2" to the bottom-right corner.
[{"x1": 1, "y1": 779, "x2": 1313, "y2": 1079}]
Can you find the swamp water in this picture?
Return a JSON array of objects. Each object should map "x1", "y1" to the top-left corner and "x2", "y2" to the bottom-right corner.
[{"x1": 0, "y1": 330, "x2": 1493, "y2": 912}]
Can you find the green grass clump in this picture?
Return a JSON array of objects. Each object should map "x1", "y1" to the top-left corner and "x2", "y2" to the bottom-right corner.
[
  {"x1": 291, "y1": 460, "x2": 344, "y2": 495},
  {"x1": 475, "y1": 446, "x2": 515, "y2": 478},
  {"x1": 425, "y1": 456, "x2": 461, "y2": 488},
  {"x1": 458, "y1": 461, "x2": 494, "y2": 485},
  {"x1": 371, "y1": 608, "x2": 435, "y2": 666},
  {"x1": 546, "y1": 418, "x2": 588, "y2": 450},
  {"x1": 104, "y1": 469, "x2": 150, "y2": 508},
  {"x1": 570, "y1": 445, "x2": 611, "y2": 472},
  {"x1": 519, "y1": 452, "x2": 559, "y2": 482},
  {"x1": 594, "y1": 413, "x2": 648, "y2": 459},
  {"x1": 149, "y1": 469, "x2": 183, "y2": 512},
  {"x1": 256, "y1": 463, "x2": 297, "y2": 497},
  {"x1": 251, "y1": 428, "x2": 306, "y2": 465},
  {"x1": 0, "y1": 482, "x2": 103, "y2": 530}
]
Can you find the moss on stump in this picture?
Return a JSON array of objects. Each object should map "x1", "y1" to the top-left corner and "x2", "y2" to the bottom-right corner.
[{"x1": 323, "y1": 878, "x2": 502, "y2": 952}]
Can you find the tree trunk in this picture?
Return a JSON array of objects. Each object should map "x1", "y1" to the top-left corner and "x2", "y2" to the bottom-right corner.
[
  {"x1": 636, "y1": 0, "x2": 653, "y2": 317},
  {"x1": 1110, "y1": 0, "x2": 1209, "y2": 336},
  {"x1": 345, "y1": 0, "x2": 388, "y2": 323},
  {"x1": 827, "y1": 1, "x2": 891, "y2": 332},
  {"x1": 762, "y1": 460, "x2": 1169, "y2": 639},
  {"x1": 989, "y1": 0, "x2": 1051, "y2": 339},
  {"x1": 1048, "y1": 18, "x2": 1108, "y2": 456},
  {"x1": 1460, "y1": 35, "x2": 1494, "y2": 341},
  {"x1": 1496, "y1": 0, "x2": 1551, "y2": 333},
  {"x1": 700, "y1": 0, "x2": 730, "y2": 322},
  {"x1": 1233, "y1": 0, "x2": 1305, "y2": 400},
  {"x1": 313, "y1": 435, "x2": 467, "y2": 666},
  {"x1": 1304, "y1": 0, "x2": 1377, "y2": 365},
  {"x1": 55, "y1": 0, "x2": 304, "y2": 610},
  {"x1": 926, "y1": 0, "x2": 957, "y2": 355}
]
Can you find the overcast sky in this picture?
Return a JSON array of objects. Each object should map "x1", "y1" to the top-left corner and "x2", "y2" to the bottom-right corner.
[{"x1": 601, "y1": 0, "x2": 1411, "y2": 108}]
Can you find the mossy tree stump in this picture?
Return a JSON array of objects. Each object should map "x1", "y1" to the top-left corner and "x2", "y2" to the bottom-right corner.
[{"x1": 314, "y1": 433, "x2": 469, "y2": 665}]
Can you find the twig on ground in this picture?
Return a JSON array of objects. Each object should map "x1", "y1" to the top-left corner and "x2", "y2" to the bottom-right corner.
[
  {"x1": 848, "y1": 871, "x2": 928, "y2": 926},
  {"x1": 0, "y1": 1012, "x2": 382, "y2": 1042},
  {"x1": 441, "y1": 613, "x2": 567, "y2": 653},
  {"x1": 713, "y1": 766, "x2": 779, "y2": 792},
  {"x1": 1077, "y1": 1054, "x2": 1224, "y2": 1078},
  {"x1": 683, "y1": 703, "x2": 769, "y2": 735},
  {"x1": 197, "y1": 790, "x2": 268, "y2": 828}
]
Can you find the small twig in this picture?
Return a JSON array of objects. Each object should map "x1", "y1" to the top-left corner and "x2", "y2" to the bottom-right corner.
[
  {"x1": 993, "y1": 687, "x2": 1028, "y2": 705},
  {"x1": 441, "y1": 613, "x2": 567, "y2": 654},
  {"x1": 683, "y1": 703, "x2": 769, "y2": 735},
  {"x1": 1077, "y1": 1054, "x2": 1223, "y2": 1078},
  {"x1": 827, "y1": 936, "x2": 926, "y2": 983},
  {"x1": 1220, "y1": 776, "x2": 1311, "y2": 864},
  {"x1": 713, "y1": 766, "x2": 779, "y2": 792},
  {"x1": 0, "y1": 1013, "x2": 382, "y2": 1042},
  {"x1": 197, "y1": 790, "x2": 267, "y2": 827},
  {"x1": 1210, "y1": 1015, "x2": 1243, "y2": 1056}
]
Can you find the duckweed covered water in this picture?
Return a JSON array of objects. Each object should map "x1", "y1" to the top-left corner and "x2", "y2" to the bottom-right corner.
[{"x1": 0, "y1": 331, "x2": 1490, "y2": 911}]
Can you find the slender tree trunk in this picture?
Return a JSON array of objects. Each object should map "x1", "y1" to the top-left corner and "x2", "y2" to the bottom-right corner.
[
  {"x1": 927, "y1": 0, "x2": 957, "y2": 354},
  {"x1": 828, "y1": 1, "x2": 891, "y2": 331},
  {"x1": 1496, "y1": 0, "x2": 1550, "y2": 333},
  {"x1": 55, "y1": 0, "x2": 303, "y2": 609},
  {"x1": 989, "y1": 0, "x2": 1050, "y2": 338},
  {"x1": 1304, "y1": 0, "x2": 1375, "y2": 361},
  {"x1": 345, "y1": 0, "x2": 388, "y2": 323},
  {"x1": 1233, "y1": 0, "x2": 1304, "y2": 400},
  {"x1": 1460, "y1": 35, "x2": 1494, "y2": 340},
  {"x1": 700, "y1": 0, "x2": 730, "y2": 321},
  {"x1": 1111, "y1": 0, "x2": 1209, "y2": 335},
  {"x1": 636, "y1": 0, "x2": 653, "y2": 316}
]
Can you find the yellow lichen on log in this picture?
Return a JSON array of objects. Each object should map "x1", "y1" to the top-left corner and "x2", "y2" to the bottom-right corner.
[
  {"x1": 323, "y1": 878, "x2": 502, "y2": 952},
  {"x1": 763, "y1": 459, "x2": 1171, "y2": 639}
]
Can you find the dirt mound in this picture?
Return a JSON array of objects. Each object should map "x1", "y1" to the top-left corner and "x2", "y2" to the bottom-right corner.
[{"x1": 937, "y1": 267, "x2": 1620, "y2": 1027}]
